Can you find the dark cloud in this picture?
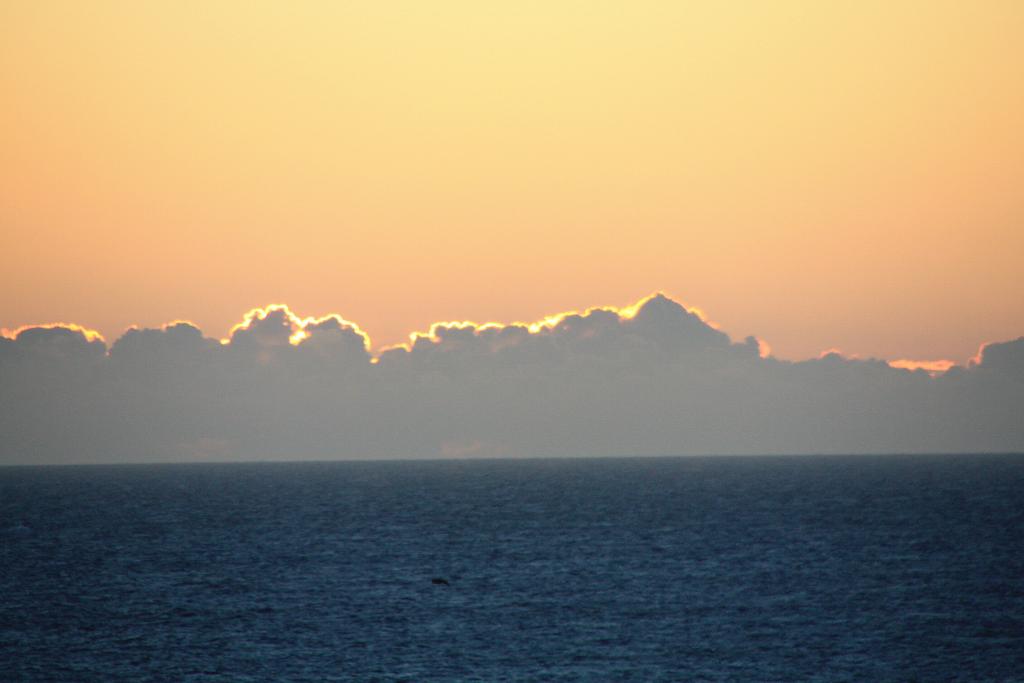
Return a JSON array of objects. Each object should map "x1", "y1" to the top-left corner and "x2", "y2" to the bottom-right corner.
[
  {"x1": 1, "y1": 296, "x2": 1021, "y2": 464},
  {"x1": 110, "y1": 323, "x2": 215, "y2": 367},
  {"x1": 2, "y1": 325, "x2": 106, "y2": 365},
  {"x1": 972, "y1": 337, "x2": 1024, "y2": 377}
]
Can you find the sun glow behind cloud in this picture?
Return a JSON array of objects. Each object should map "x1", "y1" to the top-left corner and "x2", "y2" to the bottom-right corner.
[
  {"x1": 1, "y1": 322, "x2": 106, "y2": 344},
  {"x1": 224, "y1": 304, "x2": 371, "y2": 350},
  {"x1": 15, "y1": 292, "x2": 1019, "y2": 384},
  {"x1": 888, "y1": 359, "x2": 958, "y2": 376},
  {"x1": 4, "y1": 294, "x2": 984, "y2": 374},
  {"x1": 392, "y1": 293, "x2": 715, "y2": 352}
]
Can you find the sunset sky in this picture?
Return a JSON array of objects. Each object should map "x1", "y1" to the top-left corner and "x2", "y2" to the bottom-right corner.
[{"x1": 2, "y1": 1, "x2": 1022, "y2": 363}]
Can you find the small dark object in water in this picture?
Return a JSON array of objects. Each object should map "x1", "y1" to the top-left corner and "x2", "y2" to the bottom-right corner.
[{"x1": 431, "y1": 577, "x2": 450, "y2": 586}]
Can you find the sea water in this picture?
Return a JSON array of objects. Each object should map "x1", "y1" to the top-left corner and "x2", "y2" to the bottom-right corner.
[{"x1": 2, "y1": 455, "x2": 1023, "y2": 681}]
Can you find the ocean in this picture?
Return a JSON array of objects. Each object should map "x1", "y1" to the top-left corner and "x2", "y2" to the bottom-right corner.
[{"x1": 2, "y1": 455, "x2": 1023, "y2": 681}]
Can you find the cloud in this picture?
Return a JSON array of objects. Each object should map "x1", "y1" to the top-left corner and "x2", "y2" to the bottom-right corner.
[
  {"x1": 1, "y1": 295, "x2": 1021, "y2": 464},
  {"x1": 970, "y1": 337, "x2": 1024, "y2": 377}
]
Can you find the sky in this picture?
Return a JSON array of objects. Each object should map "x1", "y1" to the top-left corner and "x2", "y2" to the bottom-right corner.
[
  {"x1": 1, "y1": 3, "x2": 1023, "y2": 464},
  {"x1": 2, "y1": 1, "x2": 1022, "y2": 365}
]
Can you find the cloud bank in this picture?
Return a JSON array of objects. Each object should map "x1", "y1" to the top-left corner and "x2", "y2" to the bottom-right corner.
[{"x1": 1, "y1": 294, "x2": 1022, "y2": 464}]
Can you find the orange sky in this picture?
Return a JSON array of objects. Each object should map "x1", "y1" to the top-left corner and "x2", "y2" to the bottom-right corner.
[{"x1": 2, "y1": 1, "x2": 1022, "y2": 362}]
